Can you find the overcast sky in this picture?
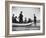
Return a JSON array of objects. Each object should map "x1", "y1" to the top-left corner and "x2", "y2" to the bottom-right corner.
[{"x1": 12, "y1": 7, "x2": 40, "y2": 21}]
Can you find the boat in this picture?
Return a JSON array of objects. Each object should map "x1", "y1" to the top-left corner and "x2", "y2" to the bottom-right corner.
[{"x1": 12, "y1": 22, "x2": 33, "y2": 27}]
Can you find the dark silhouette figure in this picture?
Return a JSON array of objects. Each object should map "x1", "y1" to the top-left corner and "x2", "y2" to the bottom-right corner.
[
  {"x1": 24, "y1": 17, "x2": 27, "y2": 23},
  {"x1": 34, "y1": 14, "x2": 36, "y2": 24},
  {"x1": 12, "y1": 14, "x2": 15, "y2": 23},
  {"x1": 28, "y1": 18, "x2": 32, "y2": 23},
  {"x1": 19, "y1": 11, "x2": 23, "y2": 23},
  {"x1": 14, "y1": 16, "x2": 18, "y2": 23}
]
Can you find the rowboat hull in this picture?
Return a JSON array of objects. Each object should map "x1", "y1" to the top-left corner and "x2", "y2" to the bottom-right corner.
[{"x1": 12, "y1": 22, "x2": 33, "y2": 26}]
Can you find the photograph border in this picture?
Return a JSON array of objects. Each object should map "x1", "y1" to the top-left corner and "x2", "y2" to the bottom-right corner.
[{"x1": 5, "y1": 1, "x2": 45, "y2": 37}]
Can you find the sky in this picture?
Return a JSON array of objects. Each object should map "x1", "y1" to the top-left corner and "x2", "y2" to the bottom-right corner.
[{"x1": 12, "y1": 7, "x2": 40, "y2": 21}]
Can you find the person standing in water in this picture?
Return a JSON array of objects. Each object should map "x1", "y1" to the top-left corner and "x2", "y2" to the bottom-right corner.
[
  {"x1": 34, "y1": 14, "x2": 36, "y2": 25},
  {"x1": 19, "y1": 11, "x2": 23, "y2": 23}
]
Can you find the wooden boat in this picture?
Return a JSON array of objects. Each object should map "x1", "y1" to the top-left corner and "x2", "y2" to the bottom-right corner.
[{"x1": 12, "y1": 22, "x2": 33, "y2": 27}]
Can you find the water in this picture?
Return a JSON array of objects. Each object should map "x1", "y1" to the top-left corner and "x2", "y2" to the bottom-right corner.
[{"x1": 12, "y1": 23, "x2": 40, "y2": 31}]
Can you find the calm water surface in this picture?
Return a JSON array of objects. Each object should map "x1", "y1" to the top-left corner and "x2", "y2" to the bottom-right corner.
[{"x1": 12, "y1": 23, "x2": 40, "y2": 31}]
